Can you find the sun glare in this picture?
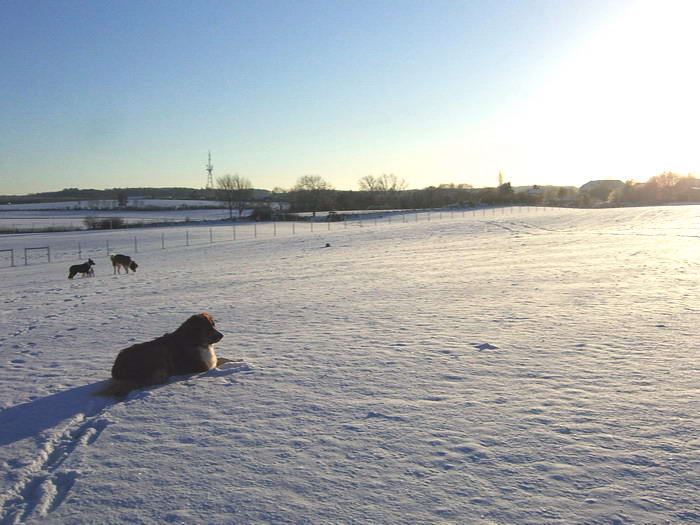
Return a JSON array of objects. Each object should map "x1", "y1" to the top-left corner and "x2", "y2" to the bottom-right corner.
[{"x1": 503, "y1": 0, "x2": 699, "y2": 185}]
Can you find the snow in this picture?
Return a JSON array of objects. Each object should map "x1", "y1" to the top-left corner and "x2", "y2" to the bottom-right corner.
[
  {"x1": 1, "y1": 205, "x2": 699, "y2": 524},
  {"x1": 0, "y1": 199, "x2": 225, "y2": 211}
]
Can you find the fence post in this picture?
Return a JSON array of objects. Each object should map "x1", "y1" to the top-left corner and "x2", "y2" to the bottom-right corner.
[
  {"x1": 233, "y1": 225, "x2": 236, "y2": 241},
  {"x1": 327, "y1": 221, "x2": 331, "y2": 231},
  {"x1": 292, "y1": 222, "x2": 295, "y2": 235},
  {"x1": 186, "y1": 231, "x2": 190, "y2": 246},
  {"x1": 3, "y1": 249, "x2": 15, "y2": 267},
  {"x1": 161, "y1": 233, "x2": 165, "y2": 249},
  {"x1": 106, "y1": 240, "x2": 110, "y2": 254},
  {"x1": 254, "y1": 224, "x2": 257, "y2": 238},
  {"x1": 78, "y1": 242, "x2": 82, "y2": 259},
  {"x1": 209, "y1": 228, "x2": 213, "y2": 243},
  {"x1": 134, "y1": 236, "x2": 138, "y2": 253},
  {"x1": 48, "y1": 246, "x2": 51, "y2": 262},
  {"x1": 273, "y1": 222, "x2": 277, "y2": 237},
  {"x1": 24, "y1": 248, "x2": 28, "y2": 266}
]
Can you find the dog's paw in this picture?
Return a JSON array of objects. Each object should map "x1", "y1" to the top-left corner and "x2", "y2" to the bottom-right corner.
[{"x1": 209, "y1": 360, "x2": 251, "y2": 376}]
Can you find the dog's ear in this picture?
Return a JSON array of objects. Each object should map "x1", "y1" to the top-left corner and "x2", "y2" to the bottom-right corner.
[{"x1": 199, "y1": 313, "x2": 215, "y2": 325}]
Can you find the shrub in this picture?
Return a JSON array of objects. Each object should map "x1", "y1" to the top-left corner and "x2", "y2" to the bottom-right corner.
[
  {"x1": 83, "y1": 216, "x2": 125, "y2": 230},
  {"x1": 251, "y1": 207, "x2": 272, "y2": 221}
]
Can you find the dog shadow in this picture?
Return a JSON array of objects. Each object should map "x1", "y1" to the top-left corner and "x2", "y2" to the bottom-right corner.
[
  {"x1": 0, "y1": 363, "x2": 251, "y2": 447},
  {"x1": 0, "y1": 380, "x2": 116, "y2": 447}
]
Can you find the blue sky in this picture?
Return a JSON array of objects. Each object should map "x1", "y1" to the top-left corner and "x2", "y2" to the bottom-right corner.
[{"x1": 1, "y1": 0, "x2": 697, "y2": 194}]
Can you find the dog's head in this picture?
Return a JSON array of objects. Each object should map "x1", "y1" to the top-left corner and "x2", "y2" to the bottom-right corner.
[
  {"x1": 88, "y1": 259, "x2": 95, "y2": 266},
  {"x1": 129, "y1": 261, "x2": 138, "y2": 272},
  {"x1": 178, "y1": 313, "x2": 223, "y2": 345}
]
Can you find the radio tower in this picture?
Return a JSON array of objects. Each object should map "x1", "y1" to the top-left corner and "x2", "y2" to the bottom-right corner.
[{"x1": 205, "y1": 151, "x2": 214, "y2": 189}]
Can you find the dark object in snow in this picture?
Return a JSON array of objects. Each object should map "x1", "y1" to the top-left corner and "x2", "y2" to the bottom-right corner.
[
  {"x1": 325, "y1": 243, "x2": 331, "y2": 248},
  {"x1": 68, "y1": 259, "x2": 95, "y2": 279},
  {"x1": 97, "y1": 313, "x2": 228, "y2": 397}
]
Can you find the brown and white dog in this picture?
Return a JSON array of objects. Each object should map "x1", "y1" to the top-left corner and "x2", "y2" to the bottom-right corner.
[
  {"x1": 98, "y1": 313, "x2": 228, "y2": 396},
  {"x1": 110, "y1": 253, "x2": 138, "y2": 274}
]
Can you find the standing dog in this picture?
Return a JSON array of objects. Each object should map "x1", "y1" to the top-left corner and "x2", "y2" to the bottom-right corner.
[
  {"x1": 98, "y1": 313, "x2": 228, "y2": 396},
  {"x1": 110, "y1": 253, "x2": 138, "y2": 274},
  {"x1": 68, "y1": 259, "x2": 95, "y2": 279}
]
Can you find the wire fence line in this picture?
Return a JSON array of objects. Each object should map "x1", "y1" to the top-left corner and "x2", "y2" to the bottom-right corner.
[{"x1": 0, "y1": 206, "x2": 554, "y2": 269}]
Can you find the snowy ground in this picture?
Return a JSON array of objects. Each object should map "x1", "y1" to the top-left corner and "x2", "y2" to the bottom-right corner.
[
  {"x1": 0, "y1": 208, "x2": 231, "y2": 232},
  {"x1": 0, "y1": 206, "x2": 698, "y2": 524}
]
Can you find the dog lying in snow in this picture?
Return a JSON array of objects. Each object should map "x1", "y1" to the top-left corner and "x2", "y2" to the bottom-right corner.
[
  {"x1": 110, "y1": 253, "x2": 138, "y2": 274},
  {"x1": 98, "y1": 313, "x2": 232, "y2": 396},
  {"x1": 68, "y1": 259, "x2": 95, "y2": 279}
]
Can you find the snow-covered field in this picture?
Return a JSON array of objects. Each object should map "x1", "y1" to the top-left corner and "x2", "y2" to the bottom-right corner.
[
  {"x1": 0, "y1": 205, "x2": 698, "y2": 524},
  {"x1": 0, "y1": 199, "x2": 226, "y2": 211},
  {"x1": 0, "y1": 209, "x2": 230, "y2": 232}
]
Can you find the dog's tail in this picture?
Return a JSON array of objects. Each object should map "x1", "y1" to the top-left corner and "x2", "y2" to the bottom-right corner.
[{"x1": 93, "y1": 379, "x2": 139, "y2": 397}]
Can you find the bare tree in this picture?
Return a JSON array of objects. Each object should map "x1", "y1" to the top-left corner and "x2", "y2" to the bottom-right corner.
[
  {"x1": 359, "y1": 173, "x2": 407, "y2": 192},
  {"x1": 216, "y1": 174, "x2": 253, "y2": 219},
  {"x1": 292, "y1": 175, "x2": 334, "y2": 216},
  {"x1": 358, "y1": 175, "x2": 379, "y2": 191}
]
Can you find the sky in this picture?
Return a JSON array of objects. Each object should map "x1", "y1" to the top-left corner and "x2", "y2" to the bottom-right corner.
[{"x1": 1, "y1": 0, "x2": 698, "y2": 195}]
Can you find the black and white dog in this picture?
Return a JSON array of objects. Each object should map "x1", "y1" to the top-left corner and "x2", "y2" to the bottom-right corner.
[{"x1": 68, "y1": 259, "x2": 95, "y2": 279}]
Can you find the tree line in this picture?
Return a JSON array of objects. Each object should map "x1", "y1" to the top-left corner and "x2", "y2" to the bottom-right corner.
[
  {"x1": 607, "y1": 173, "x2": 699, "y2": 205},
  {"x1": 4, "y1": 172, "x2": 696, "y2": 213}
]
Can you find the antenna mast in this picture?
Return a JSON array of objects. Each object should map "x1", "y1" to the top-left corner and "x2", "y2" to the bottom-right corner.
[{"x1": 206, "y1": 151, "x2": 214, "y2": 189}]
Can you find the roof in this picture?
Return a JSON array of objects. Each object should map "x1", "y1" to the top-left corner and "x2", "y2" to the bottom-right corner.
[{"x1": 579, "y1": 180, "x2": 625, "y2": 192}]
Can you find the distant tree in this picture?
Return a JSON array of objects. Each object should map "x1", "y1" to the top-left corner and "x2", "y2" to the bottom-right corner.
[
  {"x1": 498, "y1": 182, "x2": 513, "y2": 195},
  {"x1": 359, "y1": 174, "x2": 407, "y2": 193},
  {"x1": 358, "y1": 175, "x2": 379, "y2": 192},
  {"x1": 216, "y1": 174, "x2": 253, "y2": 219},
  {"x1": 117, "y1": 192, "x2": 128, "y2": 207},
  {"x1": 291, "y1": 175, "x2": 334, "y2": 215},
  {"x1": 643, "y1": 172, "x2": 698, "y2": 202},
  {"x1": 358, "y1": 174, "x2": 407, "y2": 208},
  {"x1": 294, "y1": 175, "x2": 333, "y2": 192}
]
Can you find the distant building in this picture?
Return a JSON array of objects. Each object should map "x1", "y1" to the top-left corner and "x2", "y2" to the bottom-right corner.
[{"x1": 579, "y1": 180, "x2": 625, "y2": 193}]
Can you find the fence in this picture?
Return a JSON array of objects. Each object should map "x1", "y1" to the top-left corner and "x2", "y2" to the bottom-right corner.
[{"x1": 0, "y1": 206, "x2": 554, "y2": 269}]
